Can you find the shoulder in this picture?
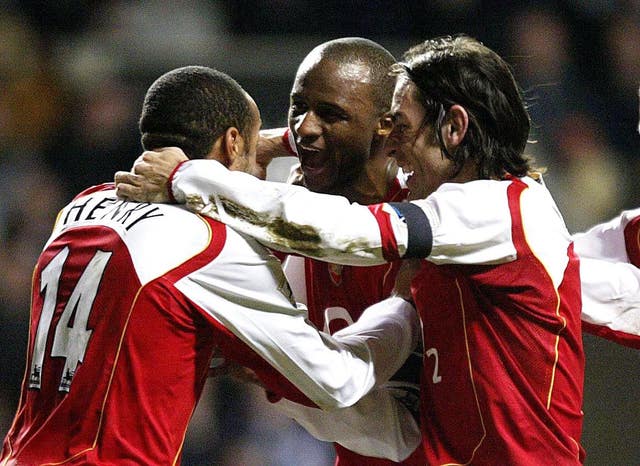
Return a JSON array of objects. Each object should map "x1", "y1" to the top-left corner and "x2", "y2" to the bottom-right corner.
[
  {"x1": 415, "y1": 177, "x2": 552, "y2": 221},
  {"x1": 72, "y1": 182, "x2": 115, "y2": 201},
  {"x1": 412, "y1": 179, "x2": 513, "y2": 231},
  {"x1": 55, "y1": 188, "x2": 222, "y2": 283}
]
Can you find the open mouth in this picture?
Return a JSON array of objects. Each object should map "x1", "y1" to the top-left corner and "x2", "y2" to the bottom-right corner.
[{"x1": 299, "y1": 147, "x2": 329, "y2": 175}]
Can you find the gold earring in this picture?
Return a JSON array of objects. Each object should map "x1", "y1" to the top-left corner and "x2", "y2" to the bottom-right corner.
[{"x1": 376, "y1": 115, "x2": 394, "y2": 136}]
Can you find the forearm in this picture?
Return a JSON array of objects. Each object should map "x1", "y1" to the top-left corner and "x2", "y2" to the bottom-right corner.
[
  {"x1": 275, "y1": 387, "x2": 421, "y2": 462},
  {"x1": 172, "y1": 159, "x2": 410, "y2": 265},
  {"x1": 181, "y1": 255, "x2": 420, "y2": 410},
  {"x1": 333, "y1": 297, "x2": 420, "y2": 385},
  {"x1": 580, "y1": 258, "x2": 640, "y2": 348},
  {"x1": 273, "y1": 297, "x2": 421, "y2": 460}
]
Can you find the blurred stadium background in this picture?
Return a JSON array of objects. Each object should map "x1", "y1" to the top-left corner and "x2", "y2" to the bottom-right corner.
[{"x1": 0, "y1": 1, "x2": 638, "y2": 464}]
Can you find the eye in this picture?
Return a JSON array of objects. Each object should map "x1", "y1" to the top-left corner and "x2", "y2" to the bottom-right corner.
[{"x1": 316, "y1": 106, "x2": 348, "y2": 124}]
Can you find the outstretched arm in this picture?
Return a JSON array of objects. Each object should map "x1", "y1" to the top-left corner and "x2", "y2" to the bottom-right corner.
[{"x1": 115, "y1": 153, "x2": 427, "y2": 265}]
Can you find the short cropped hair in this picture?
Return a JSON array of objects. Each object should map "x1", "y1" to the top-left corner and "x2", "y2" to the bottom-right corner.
[
  {"x1": 317, "y1": 37, "x2": 396, "y2": 115},
  {"x1": 139, "y1": 66, "x2": 254, "y2": 159},
  {"x1": 395, "y1": 35, "x2": 534, "y2": 179}
]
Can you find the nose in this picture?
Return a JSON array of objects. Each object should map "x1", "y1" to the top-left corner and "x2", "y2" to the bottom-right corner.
[{"x1": 294, "y1": 111, "x2": 322, "y2": 141}]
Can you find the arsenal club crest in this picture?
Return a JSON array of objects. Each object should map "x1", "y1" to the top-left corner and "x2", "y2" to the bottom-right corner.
[{"x1": 328, "y1": 263, "x2": 343, "y2": 286}]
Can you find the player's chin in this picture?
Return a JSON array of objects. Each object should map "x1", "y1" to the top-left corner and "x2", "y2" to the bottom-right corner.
[
  {"x1": 406, "y1": 174, "x2": 429, "y2": 200},
  {"x1": 301, "y1": 168, "x2": 333, "y2": 193}
]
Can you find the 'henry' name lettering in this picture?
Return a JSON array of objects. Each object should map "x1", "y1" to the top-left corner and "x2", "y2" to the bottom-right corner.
[{"x1": 63, "y1": 196, "x2": 164, "y2": 230}]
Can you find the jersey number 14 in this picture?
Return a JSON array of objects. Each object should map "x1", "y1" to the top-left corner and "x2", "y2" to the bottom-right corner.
[{"x1": 29, "y1": 246, "x2": 112, "y2": 392}]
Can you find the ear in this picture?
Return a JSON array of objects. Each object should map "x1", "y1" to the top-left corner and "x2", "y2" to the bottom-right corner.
[
  {"x1": 442, "y1": 104, "x2": 468, "y2": 150},
  {"x1": 370, "y1": 114, "x2": 393, "y2": 160},
  {"x1": 222, "y1": 127, "x2": 246, "y2": 166}
]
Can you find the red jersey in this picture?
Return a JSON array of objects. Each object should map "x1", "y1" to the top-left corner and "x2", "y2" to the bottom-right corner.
[
  {"x1": 1, "y1": 184, "x2": 417, "y2": 465},
  {"x1": 409, "y1": 178, "x2": 584, "y2": 464},
  {"x1": 292, "y1": 177, "x2": 426, "y2": 466}
]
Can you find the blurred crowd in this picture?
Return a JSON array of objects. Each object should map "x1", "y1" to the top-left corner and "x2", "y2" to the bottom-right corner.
[{"x1": 1, "y1": 1, "x2": 638, "y2": 464}]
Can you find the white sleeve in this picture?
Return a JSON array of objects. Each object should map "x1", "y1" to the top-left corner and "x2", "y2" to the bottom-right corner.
[
  {"x1": 580, "y1": 258, "x2": 640, "y2": 341},
  {"x1": 171, "y1": 159, "x2": 408, "y2": 265},
  {"x1": 176, "y1": 230, "x2": 420, "y2": 410},
  {"x1": 274, "y1": 387, "x2": 421, "y2": 462},
  {"x1": 332, "y1": 297, "x2": 420, "y2": 386},
  {"x1": 171, "y1": 163, "x2": 564, "y2": 270},
  {"x1": 573, "y1": 208, "x2": 640, "y2": 262},
  {"x1": 573, "y1": 209, "x2": 640, "y2": 346},
  {"x1": 413, "y1": 180, "x2": 516, "y2": 265}
]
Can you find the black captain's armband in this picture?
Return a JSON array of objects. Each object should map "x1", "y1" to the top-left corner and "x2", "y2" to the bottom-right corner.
[{"x1": 388, "y1": 202, "x2": 432, "y2": 258}]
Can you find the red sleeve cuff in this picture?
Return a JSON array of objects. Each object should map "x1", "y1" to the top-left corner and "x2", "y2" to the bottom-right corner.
[
  {"x1": 624, "y1": 216, "x2": 640, "y2": 267},
  {"x1": 167, "y1": 160, "x2": 189, "y2": 203},
  {"x1": 367, "y1": 203, "x2": 401, "y2": 261},
  {"x1": 282, "y1": 128, "x2": 298, "y2": 157}
]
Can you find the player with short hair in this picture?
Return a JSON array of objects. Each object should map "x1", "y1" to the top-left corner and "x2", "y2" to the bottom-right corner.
[
  {"x1": 268, "y1": 37, "x2": 426, "y2": 466},
  {"x1": 0, "y1": 66, "x2": 420, "y2": 465}
]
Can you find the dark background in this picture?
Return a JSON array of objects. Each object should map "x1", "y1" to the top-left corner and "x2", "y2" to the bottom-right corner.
[{"x1": 1, "y1": 1, "x2": 638, "y2": 464}]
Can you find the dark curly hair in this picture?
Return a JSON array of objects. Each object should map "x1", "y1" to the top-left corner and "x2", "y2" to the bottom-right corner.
[{"x1": 139, "y1": 66, "x2": 254, "y2": 160}]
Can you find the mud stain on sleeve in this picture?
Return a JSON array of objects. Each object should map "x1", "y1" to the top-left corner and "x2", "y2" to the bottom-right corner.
[{"x1": 217, "y1": 196, "x2": 374, "y2": 258}]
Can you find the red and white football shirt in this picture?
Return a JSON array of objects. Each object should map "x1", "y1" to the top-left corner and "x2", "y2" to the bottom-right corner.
[
  {"x1": 1, "y1": 184, "x2": 417, "y2": 465},
  {"x1": 283, "y1": 175, "x2": 426, "y2": 465},
  {"x1": 408, "y1": 177, "x2": 584, "y2": 464}
]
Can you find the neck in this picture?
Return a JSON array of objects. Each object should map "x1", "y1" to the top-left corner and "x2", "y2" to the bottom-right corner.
[{"x1": 451, "y1": 159, "x2": 481, "y2": 184}]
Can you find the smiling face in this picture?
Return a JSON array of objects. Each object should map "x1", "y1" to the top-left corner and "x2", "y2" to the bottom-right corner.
[
  {"x1": 288, "y1": 55, "x2": 381, "y2": 194},
  {"x1": 387, "y1": 77, "x2": 458, "y2": 199}
]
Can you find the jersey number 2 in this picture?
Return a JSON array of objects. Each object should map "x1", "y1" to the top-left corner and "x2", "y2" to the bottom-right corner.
[
  {"x1": 28, "y1": 246, "x2": 112, "y2": 392},
  {"x1": 426, "y1": 347, "x2": 442, "y2": 384}
]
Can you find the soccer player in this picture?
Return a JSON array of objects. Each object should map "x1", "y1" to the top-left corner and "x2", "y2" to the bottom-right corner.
[
  {"x1": 117, "y1": 35, "x2": 590, "y2": 463},
  {"x1": 0, "y1": 66, "x2": 420, "y2": 465},
  {"x1": 259, "y1": 37, "x2": 425, "y2": 465}
]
